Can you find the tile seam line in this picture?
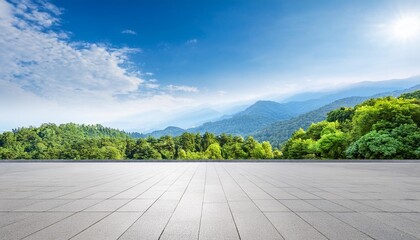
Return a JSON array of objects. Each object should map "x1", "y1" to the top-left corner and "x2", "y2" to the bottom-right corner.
[
  {"x1": 26, "y1": 166, "x2": 179, "y2": 240},
  {"x1": 234, "y1": 165, "x2": 338, "y2": 240},
  {"x1": 222, "y1": 164, "x2": 290, "y2": 240},
  {"x1": 238, "y1": 165, "x2": 377, "y2": 240},
  {"x1": 215, "y1": 163, "x2": 242, "y2": 240},
  {"x1": 115, "y1": 165, "x2": 192, "y2": 240},
  {"x1": 157, "y1": 164, "x2": 200, "y2": 240},
  {"x1": 197, "y1": 162, "x2": 208, "y2": 240}
]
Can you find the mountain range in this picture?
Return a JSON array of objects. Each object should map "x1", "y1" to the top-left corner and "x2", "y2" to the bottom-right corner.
[{"x1": 136, "y1": 77, "x2": 420, "y2": 144}]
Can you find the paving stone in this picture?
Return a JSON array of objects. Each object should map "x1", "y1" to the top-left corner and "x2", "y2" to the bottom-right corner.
[
  {"x1": 266, "y1": 212, "x2": 327, "y2": 240},
  {"x1": 229, "y1": 201, "x2": 284, "y2": 240},
  {"x1": 84, "y1": 199, "x2": 130, "y2": 212},
  {"x1": 332, "y1": 212, "x2": 418, "y2": 240},
  {"x1": 160, "y1": 191, "x2": 203, "y2": 239},
  {"x1": 23, "y1": 212, "x2": 108, "y2": 240},
  {"x1": 0, "y1": 212, "x2": 73, "y2": 239},
  {"x1": 254, "y1": 199, "x2": 290, "y2": 212},
  {"x1": 119, "y1": 200, "x2": 178, "y2": 240},
  {"x1": 279, "y1": 199, "x2": 321, "y2": 212},
  {"x1": 199, "y1": 203, "x2": 239, "y2": 240},
  {"x1": 0, "y1": 212, "x2": 34, "y2": 228},
  {"x1": 71, "y1": 212, "x2": 142, "y2": 240},
  {"x1": 49, "y1": 199, "x2": 102, "y2": 212},
  {"x1": 1, "y1": 162, "x2": 420, "y2": 240},
  {"x1": 117, "y1": 198, "x2": 156, "y2": 212},
  {"x1": 362, "y1": 212, "x2": 420, "y2": 238},
  {"x1": 14, "y1": 200, "x2": 71, "y2": 212},
  {"x1": 397, "y1": 213, "x2": 420, "y2": 223},
  {"x1": 329, "y1": 199, "x2": 380, "y2": 212},
  {"x1": 298, "y1": 212, "x2": 372, "y2": 240},
  {"x1": 306, "y1": 200, "x2": 352, "y2": 212}
]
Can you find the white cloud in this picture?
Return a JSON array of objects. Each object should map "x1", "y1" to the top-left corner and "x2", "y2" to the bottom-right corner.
[
  {"x1": 145, "y1": 83, "x2": 160, "y2": 89},
  {"x1": 167, "y1": 84, "x2": 199, "y2": 93},
  {"x1": 0, "y1": 0, "x2": 206, "y2": 131},
  {"x1": 0, "y1": 0, "x2": 144, "y2": 103},
  {"x1": 186, "y1": 38, "x2": 198, "y2": 45},
  {"x1": 121, "y1": 29, "x2": 137, "y2": 35}
]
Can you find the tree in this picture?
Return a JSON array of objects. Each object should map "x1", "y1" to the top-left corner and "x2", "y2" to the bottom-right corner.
[
  {"x1": 177, "y1": 149, "x2": 187, "y2": 160},
  {"x1": 273, "y1": 149, "x2": 283, "y2": 159},
  {"x1": 132, "y1": 139, "x2": 162, "y2": 159},
  {"x1": 346, "y1": 131, "x2": 402, "y2": 159},
  {"x1": 327, "y1": 107, "x2": 354, "y2": 123},
  {"x1": 178, "y1": 133, "x2": 196, "y2": 152},
  {"x1": 261, "y1": 141, "x2": 274, "y2": 159},
  {"x1": 222, "y1": 142, "x2": 247, "y2": 159},
  {"x1": 202, "y1": 132, "x2": 217, "y2": 151},
  {"x1": 155, "y1": 136, "x2": 175, "y2": 159},
  {"x1": 317, "y1": 132, "x2": 349, "y2": 159},
  {"x1": 283, "y1": 138, "x2": 317, "y2": 159},
  {"x1": 352, "y1": 97, "x2": 420, "y2": 139},
  {"x1": 98, "y1": 146, "x2": 123, "y2": 160},
  {"x1": 306, "y1": 121, "x2": 339, "y2": 140},
  {"x1": 400, "y1": 90, "x2": 420, "y2": 100},
  {"x1": 389, "y1": 124, "x2": 420, "y2": 159},
  {"x1": 204, "y1": 143, "x2": 222, "y2": 160}
]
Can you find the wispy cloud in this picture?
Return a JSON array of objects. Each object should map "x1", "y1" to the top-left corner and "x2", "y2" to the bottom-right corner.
[
  {"x1": 0, "y1": 0, "x2": 205, "y2": 131},
  {"x1": 121, "y1": 29, "x2": 137, "y2": 35},
  {"x1": 186, "y1": 38, "x2": 198, "y2": 45},
  {"x1": 167, "y1": 85, "x2": 199, "y2": 93},
  {"x1": 0, "y1": 1, "x2": 145, "y2": 103}
]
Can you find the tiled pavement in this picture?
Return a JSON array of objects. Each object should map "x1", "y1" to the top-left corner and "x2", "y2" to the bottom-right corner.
[{"x1": 0, "y1": 162, "x2": 420, "y2": 240}]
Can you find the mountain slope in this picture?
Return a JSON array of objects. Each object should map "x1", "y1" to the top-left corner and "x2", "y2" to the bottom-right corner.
[
  {"x1": 254, "y1": 97, "x2": 369, "y2": 146},
  {"x1": 255, "y1": 84, "x2": 420, "y2": 146},
  {"x1": 143, "y1": 126, "x2": 185, "y2": 138},
  {"x1": 284, "y1": 76, "x2": 420, "y2": 102},
  {"x1": 187, "y1": 99, "x2": 321, "y2": 136},
  {"x1": 137, "y1": 81, "x2": 420, "y2": 139}
]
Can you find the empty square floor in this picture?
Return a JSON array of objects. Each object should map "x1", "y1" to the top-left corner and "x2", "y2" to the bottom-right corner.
[{"x1": 0, "y1": 162, "x2": 420, "y2": 240}]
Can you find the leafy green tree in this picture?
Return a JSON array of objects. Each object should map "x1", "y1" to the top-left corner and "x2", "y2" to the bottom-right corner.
[
  {"x1": 261, "y1": 141, "x2": 274, "y2": 159},
  {"x1": 155, "y1": 136, "x2": 175, "y2": 159},
  {"x1": 185, "y1": 151, "x2": 204, "y2": 160},
  {"x1": 178, "y1": 133, "x2": 196, "y2": 152},
  {"x1": 132, "y1": 139, "x2": 162, "y2": 159},
  {"x1": 98, "y1": 146, "x2": 123, "y2": 159},
  {"x1": 346, "y1": 131, "x2": 402, "y2": 159},
  {"x1": 177, "y1": 149, "x2": 187, "y2": 159},
  {"x1": 306, "y1": 121, "x2": 339, "y2": 140},
  {"x1": 202, "y1": 132, "x2": 217, "y2": 151},
  {"x1": 399, "y1": 90, "x2": 420, "y2": 99},
  {"x1": 352, "y1": 97, "x2": 420, "y2": 139},
  {"x1": 327, "y1": 107, "x2": 354, "y2": 123},
  {"x1": 317, "y1": 132, "x2": 349, "y2": 159},
  {"x1": 222, "y1": 142, "x2": 248, "y2": 159},
  {"x1": 204, "y1": 143, "x2": 222, "y2": 160},
  {"x1": 389, "y1": 124, "x2": 420, "y2": 159},
  {"x1": 250, "y1": 143, "x2": 266, "y2": 159},
  {"x1": 283, "y1": 138, "x2": 317, "y2": 159},
  {"x1": 273, "y1": 149, "x2": 283, "y2": 159}
]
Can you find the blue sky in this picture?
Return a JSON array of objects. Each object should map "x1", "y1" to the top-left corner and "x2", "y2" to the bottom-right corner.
[{"x1": 1, "y1": 0, "x2": 420, "y2": 132}]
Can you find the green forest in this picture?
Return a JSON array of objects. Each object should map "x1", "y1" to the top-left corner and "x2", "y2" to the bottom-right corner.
[
  {"x1": 282, "y1": 90, "x2": 420, "y2": 159},
  {"x1": 0, "y1": 90, "x2": 419, "y2": 160},
  {"x1": 0, "y1": 124, "x2": 278, "y2": 160}
]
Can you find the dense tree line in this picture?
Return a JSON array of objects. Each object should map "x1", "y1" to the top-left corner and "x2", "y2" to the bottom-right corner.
[
  {"x1": 1, "y1": 91, "x2": 418, "y2": 160},
  {"x1": 0, "y1": 124, "x2": 278, "y2": 160},
  {"x1": 281, "y1": 91, "x2": 420, "y2": 159}
]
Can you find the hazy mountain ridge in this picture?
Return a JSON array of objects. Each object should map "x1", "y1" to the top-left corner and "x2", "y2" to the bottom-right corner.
[
  {"x1": 253, "y1": 96, "x2": 369, "y2": 146},
  {"x1": 254, "y1": 84, "x2": 420, "y2": 146},
  {"x1": 137, "y1": 78, "x2": 420, "y2": 139}
]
